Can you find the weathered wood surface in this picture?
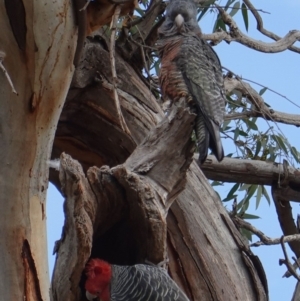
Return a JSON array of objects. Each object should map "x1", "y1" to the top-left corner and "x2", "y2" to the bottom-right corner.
[{"x1": 51, "y1": 35, "x2": 268, "y2": 301}]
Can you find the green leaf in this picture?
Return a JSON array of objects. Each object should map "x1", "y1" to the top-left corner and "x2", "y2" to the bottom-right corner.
[
  {"x1": 241, "y1": 3, "x2": 249, "y2": 31},
  {"x1": 197, "y1": 0, "x2": 215, "y2": 21},
  {"x1": 213, "y1": 17, "x2": 226, "y2": 32},
  {"x1": 246, "y1": 119, "x2": 258, "y2": 131},
  {"x1": 239, "y1": 130, "x2": 248, "y2": 137},
  {"x1": 254, "y1": 140, "x2": 262, "y2": 158},
  {"x1": 256, "y1": 185, "x2": 262, "y2": 209},
  {"x1": 223, "y1": 194, "x2": 238, "y2": 202},
  {"x1": 262, "y1": 186, "x2": 271, "y2": 205},
  {"x1": 245, "y1": 184, "x2": 258, "y2": 203},
  {"x1": 259, "y1": 87, "x2": 268, "y2": 95},
  {"x1": 272, "y1": 135, "x2": 288, "y2": 155},
  {"x1": 239, "y1": 183, "x2": 251, "y2": 191},
  {"x1": 234, "y1": 127, "x2": 240, "y2": 141},
  {"x1": 242, "y1": 213, "x2": 260, "y2": 220},
  {"x1": 268, "y1": 145, "x2": 275, "y2": 161},
  {"x1": 240, "y1": 228, "x2": 252, "y2": 241},
  {"x1": 211, "y1": 181, "x2": 223, "y2": 186},
  {"x1": 291, "y1": 147, "x2": 300, "y2": 163},
  {"x1": 225, "y1": 0, "x2": 236, "y2": 10},
  {"x1": 229, "y1": 1, "x2": 240, "y2": 17},
  {"x1": 222, "y1": 119, "x2": 231, "y2": 131},
  {"x1": 228, "y1": 183, "x2": 240, "y2": 198},
  {"x1": 238, "y1": 198, "x2": 250, "y2": 212}
]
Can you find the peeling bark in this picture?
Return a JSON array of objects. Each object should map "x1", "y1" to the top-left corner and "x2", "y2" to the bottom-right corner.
[
  {"x1": 51, "y1": 34, "x2": 268, "y2": 301},
  {"x1": 0, "y1": 0, "x2": 78, "y2": 300}
]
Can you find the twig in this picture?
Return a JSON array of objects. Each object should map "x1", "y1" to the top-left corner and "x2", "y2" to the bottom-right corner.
[
  {"x1": 237, "y1": 76, "x2": 300, "y2": 110},
  {"x1": 279, "y1": 236, "x2": 300, "y2": 281},
  {"x1": 79, "y1": 0, "x2": 91, "y2": 11},
  {"x1": 109, "y1": 6, "x2": 131, "y2": 135},
  {"x1": 223, "y1": 76, "x2": 300, "y2": 127},
  {"x1": 242, "y1": 0, "x2": 300, "y2": 54},
  {"x1": 232, "y1": 216, "x2": 300, "y2": 247},
  {"x1": 0, "y1": 51, "x2": 18, "y2": 94},
  {"x1": 233, "y1": 216, "x2": 300, "y2": 280},
  {"x1": 201, "y1": 4, "x2": 300, "y2": 53},
  {"x1": 201, "y1": 4, "x2": 270, "y2": 14}
]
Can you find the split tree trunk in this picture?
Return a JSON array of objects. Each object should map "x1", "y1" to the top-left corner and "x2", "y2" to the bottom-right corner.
[{"x1": 50, "y1": 34, "x2": 268, "y2": 301}]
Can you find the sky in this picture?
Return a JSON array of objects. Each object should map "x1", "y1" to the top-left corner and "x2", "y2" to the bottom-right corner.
[{"x1": 47, "y1": 1, "x2": 300, "y2": 300}]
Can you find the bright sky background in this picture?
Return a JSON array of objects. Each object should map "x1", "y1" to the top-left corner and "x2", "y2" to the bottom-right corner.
[{"x1": 47, "y1": 1, "x2": 300, "y2": 300}]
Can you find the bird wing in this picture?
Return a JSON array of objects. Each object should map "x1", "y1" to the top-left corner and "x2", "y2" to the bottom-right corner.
[
  {"x1": 111, "y1": 265, "x2": 190, "y2": 301},
  {"x1": 177, "y1": 35, "x2": 225, "y2": 162}
]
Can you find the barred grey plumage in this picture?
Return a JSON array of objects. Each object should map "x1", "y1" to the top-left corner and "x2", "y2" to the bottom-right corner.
[
  {"x1": 85, "y1": 259, "x2": 190, "y2": 301},
  {"x1": 158, "y1": 0, "x2": 226, "y2": 163},
  {"x1": 110, "y1": 264, "x2": 190, "y2": 301}
]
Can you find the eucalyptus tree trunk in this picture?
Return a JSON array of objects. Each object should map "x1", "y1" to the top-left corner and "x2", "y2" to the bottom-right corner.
[
  {"x1": 0, "y1": 1, "x2": 77, "y2": 300},
  {"x1": 50, "y1": 34, "x2": 268, "y2": 301}
]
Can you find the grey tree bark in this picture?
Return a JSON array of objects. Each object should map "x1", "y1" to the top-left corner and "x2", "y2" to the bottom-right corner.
[{"x1": 50, "y1": 35, "x2": 268, "y2": 301}]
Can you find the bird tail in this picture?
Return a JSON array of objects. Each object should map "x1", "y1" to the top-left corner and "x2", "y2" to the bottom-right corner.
[{"x1": 195, "y1": 114, "x2": 224, "y2": 164}]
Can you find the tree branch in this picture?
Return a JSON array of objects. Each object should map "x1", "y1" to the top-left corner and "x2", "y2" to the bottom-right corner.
[
  {"x1": 224, "y1": 77, "x2": 300, "y2": 127},
  {"x1": 233, "y1": 215, "x2": 300, "y2": 280},
  {"x1": 279, "y1": 236, "x2": 300, "y2": 281},
  {"x1": 200, "y1": 156, "x2": 300, "y2": 202},
  {"x1": 202, "y1": 5, "x2": 300, "y2": 53},
  {"x1": 272, "y1": 184, "x2": 300, "y2": 259},
  {"x1": 242, "y1": 0, "x2": 300, "y2": 54}
]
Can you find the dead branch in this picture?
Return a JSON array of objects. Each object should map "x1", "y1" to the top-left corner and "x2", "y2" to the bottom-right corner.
[
  {"x1": 200, "y1": 156, "x2": 300, "y2": 202},
  {"x1": 51, "y1": 153, "x2": 95, "y2": 301},
  {"x1": 224, "y1": 77, "x2": 300, "y2": 127},
  {"x1": 279, "y1": 236, "x2": 300, "y2": 281},
  {"x1": 250, "y1": 234, "x2": 300, "y2": 247},
  {"x1": 201, "y1": 5, "x2": 300, "y2": 53},
  {"x1": 0, "y1": 51, "x2": 17, "y2": 94},
  {"x1": 233, "y1": 215, "x2": 300, "y2": 281},
  {"x1": 243, "y1": 0, "x2": 300, "y2": 54},
  {"x1": 232, "y1": 216, "x2": 300, "y2": 247},
  {"x1": 272, "y1": 184, "x2": 300, "y2": 259},
  {"x1": 110, "y1": 6, "x2": 131, "y2": 135}
]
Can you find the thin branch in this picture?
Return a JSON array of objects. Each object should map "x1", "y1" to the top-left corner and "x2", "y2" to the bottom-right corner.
[
  {"x1": 0, "y1": 51, "x2": 18, "y2": 94},
  {"x1": 271, "y1": 185, "x2": 300, "y2": 263},
  {"x1": 279, "y1": 236, "x2": 300, "y2": 281},
  {"x1": 202, "y1": 4, "x2": 270, "y2": 14},
  {"x1": 232, "y1": 216, "x2": 300, "y2": 247},
  {"x1": 237, "y1": 75, "x2": 300, "y2": 110},
  {"x1": 110, "y1": 6, "x2": 131, "y2": 135},
  {"x1": 233, "y1": 216, "x2": 300, "y2": 280},
  {"x1": 243, "y1": 0, "x2": 300, "y2": 54},
  {"x1": 201, "y1": 5, "x2": 300, "y2": 53},
  {"x1": 224, "y1": 77, "x2": 300, "y2": 127}
]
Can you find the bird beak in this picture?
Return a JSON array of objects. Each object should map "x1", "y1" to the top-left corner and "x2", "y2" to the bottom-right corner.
[
  {"x1": 175, "y1": 14, "x2": 184, "y2": 32},
  {"x1": 86, "y1": 291, "x2": 97, "y2": 300}
]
